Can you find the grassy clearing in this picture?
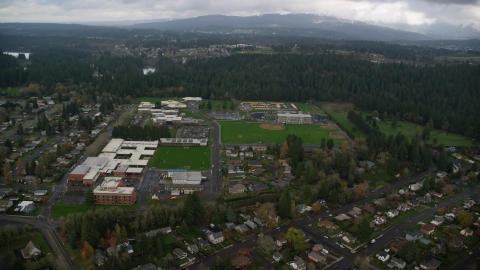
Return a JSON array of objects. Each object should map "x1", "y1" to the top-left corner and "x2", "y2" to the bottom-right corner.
[
  {"x1": 150, "y1": 146, "x2": 211, "y2": 170},
  {"x1": 0, "y1": 87, "x2": 21, "y2": 93},
  {"x1": 293, "y1": 103, "x2": 325, "y2": 115},
  {"x1": 51, "y1": 203, "x2": 141, "y2": 218},
  {"x1": 329, "y1": 111, "x2": 367, "y2": 139},
  {"x1": 235, "y1": 49, "x2": 275, "y2": 54},
  {"x1": 220, "y1": 120, "x2": 347, "y2": 145},
  {"x1": 145, "y1": 117, "x2": 153, "y2": 126},
  {"x1": 132, "y1": 97, "x2": 175, "y2": 103},
  {"x1": 434, "y1": 55, "x2": 480, "y2": 62},
  {"x1": 203, "y1": 99, "x2": 234, "y2": 111}
]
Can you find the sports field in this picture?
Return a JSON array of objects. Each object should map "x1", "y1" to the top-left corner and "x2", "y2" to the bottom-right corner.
[
  {"x1": 150, "y1": 146, "x2": 211, "y2": 170},
  {"x1": 220, "y1": 121, "x2": 348, "y2": 145}
]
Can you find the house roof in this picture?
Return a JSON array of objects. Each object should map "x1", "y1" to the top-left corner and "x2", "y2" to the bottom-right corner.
[
  {"x1": 421, "y1": 258, "x2": 441, "y2": 268},
  {"x1": 210, "y1": 231, "x2": 224, "y2": 240},
  {"x1": 173, "y1": 248, "x2": 186, "y2": 257},
  {"x1": 229, "y1": 184, "x2": 247, "y2": 193},
  {"x1": 406, "y1": 230, "x2": 424, "y2": 238},
  {"x1": 22, "y1": 241, "x2": 40, "y2": 257},
  {"x1": 364, "y1": 203, "x2": 376, "y2": 213},
  {"x1": 390, "y1": 257, "x2": 406, "y2": 265},
  {"x1": 250, "y1": 183, "x2": 268, "y2": 191},
  {"x1": 308, "y1": 251, "x2": 326, "y2": 262},
  {"x1": 422, "y1": 224, "x2": 435, "y2": 232},
  {"x1": 231, "y1": 253, "x2": 251, "y2": 266}
]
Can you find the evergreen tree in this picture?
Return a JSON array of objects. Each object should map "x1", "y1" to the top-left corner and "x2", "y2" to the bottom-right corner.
[
  {"x1": 326, "y1": 139, "x2": 334, "y2": 149},
  {"x1": 226, "y1": 205, "x2": 236, "y2": 222},
  {"x1": 357, "y1": 219, "x2": 373, "y2": 243},
  {"x1": 70, "y1": 231, "x2": 77, "y2": 250},
  {"x1": 207, "y1": 101, "x2": 212, "y2": 110},
  {"x1": 278, "y1": 190, "x2": 292, "y2": 219},
  {"x1": 17, "y1": 123, "x2": 23, "y2": 135},
  {"x1": 84, "y1": 189, "x2": 94, "y2": 205},
  {"x1": 81, "y1": 212, "x2": 99, "y2": 246},
  {"x1": 183, "y1": 192, "x2": 203, "y2": 225}
]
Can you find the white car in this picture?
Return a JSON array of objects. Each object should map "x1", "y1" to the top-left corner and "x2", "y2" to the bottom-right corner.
[
  {"x1": 371, "y1": 239, "x2": 376, "y2": 244},
  {"x1": 324, "y1": 235, "x2": 329, "y2": 239}
]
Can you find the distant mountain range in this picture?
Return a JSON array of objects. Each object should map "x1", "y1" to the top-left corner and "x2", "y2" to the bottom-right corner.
[{"x1": 130, "y1": 13, "x2": 480, "y2": 41}]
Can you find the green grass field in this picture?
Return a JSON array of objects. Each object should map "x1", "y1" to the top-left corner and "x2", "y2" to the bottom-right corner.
[
  {"x1": 329, "y1": 110, "x2": 474, "y2": 147},
  {"x1": 145, "y1": 117, "x2": 153, "y2": 126},
  {"x1": 51, "y1": 203, "x2": 140, "y2": 218},
  {"x1": 150, "y1": 146, "x2": 211, "y2": 170},
  {"x1": 235, "y1": 49, "x2": 275, "y2": 54},
  {"x1": 132, "y1": 97, "x2": 175, "y2": 103},
  {"x1": 220, "y1": 121, "x2": 348, "y2": 145},
  {"x1": 434, "y1": 55, "x2": 480, "y2": 62},
  {"x1": 294, "y1": 103, "x2": 325, "y2": 115},
  {"x1": 204, "y1": 99, "x2": 234, "y2": 110},
  {"x1": 0, "y1": 87, "x2": 21, "y2": 93}
]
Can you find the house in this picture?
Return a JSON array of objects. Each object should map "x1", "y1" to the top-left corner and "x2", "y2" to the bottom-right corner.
[
  {"x1": 235, "y1": 224, "x2": 250, "y2": 234},
  {"x1": 252, "y1": 145, "x2": 267, "y2": 152},
  {"x1": 187, "y1": 244, "x2": 199, "y2": 254},
  {"x1": 145, "y1": 227, "x2": 172, "y2": 237},
  {"x1": 231, "y1": 253, "x2": 252, "y2": 269},
  {"x1": 360, "y1": 160, "x2": 376, "y2": 169},
  {"x1": 250, "y1": 167, "x2": 266, "y2": 176},
  {"x1": 436, "y1": 171, "x2": 448, "y2": 178},
  {"x1": 317, "y1": 220, "x2": 339, "y2": 231},
  {"x1": 23, "y1": 204, "x2": 36, "y2": 214},
  {"x1": 387, "y1": 257, "x2": 406, "y2": 269},
  {"x1": 420, "y1": 258, "x2": 442, "y2": 270},
  {"x1": 390, "y1": 238, "x2": 407, "y2": 253},
  {"x1": 276, "y1": 235, "x2": 287, "y2": 247},
  {"x1": 374, "y1": 198, "x2": 386, "y2": 206},
  {"x1": 284, "y1": 165, "x2": 292, "y2": 174},
  {"x1": 225, "y1": 150, "x2": 239, "y2": 157},
  {"x1": 405, "y1": 230, "x2": 424, "y2": 241},
  {"x1": 374, "y1": 215, "x2": 387, "y2": 225},
  {"x1": 409, "y1": 182, "x2": 423, "y2": 192},
  {"x1": 250, "y1": 183, "x2": 268, "y2": 192},
  {"x1": 418, "y1": 196, "x2": 432, "y2": 204},
  {"x1": 376, "y1": 251, "x2": 390, "y2": 262},
  {"x1": 273, "y1": 251, "x2": 282, "y2": 262},
  {"x1": 94, "y1": 249, "x2": 106, "y2": 266},
  {"x1": 244, "y1": 220, "x2": 258, "y2": 230},
  {"x1": 387, "y1": 209, "x2": 399, "y2": 218},
  {"x1": 431, "y1": 242, "x2": 446, "y2": 255},
  {"x1": 229, "y1": 184, "x2": 247, "y2": 194},
  {"x1": 397, "y1": 203, "x2": 410, "y2": 212},
  {"x1": 21, "y1": 240, "x2": 41, "y2": 259},
  {"x1": 225, "y1": 222, "x2": 235, "y2": 229},
  {"x1": 0, "y1": 200, "x2": 13, "y2": 212},
  {"x1": 208, "y1": 232, "x2": 224, "y2": 244},
  {"x1": 430, "y1": 216, "x2": 444, "y2": 226},
  {"x1": 444, "y1": 212, "x2": 455, "y2": 221},
  {"x1": 33, "y1": 190, "x2": 47, "y2": 196},
  {"x1": 348, "y1": 207, "x2": 362, "y2": 217},
  {"x1": 421, "y1": 224, "x2": 435, "y2": 235},
  {"x1": 244, "y1": 152, "x2": 254, "y2": 158},
  {"x1": 308, "y1": 251, "x2": 326, "y2": 263},
  {"x1": 460, "y1": 228, "x2": 473, "y2": 236},
  {"x1": 262, "y1": 154, "x2": 275, "y2": 160},
  {"x1": 355, "y1": 167, "x2": 365, "y2": 175},
  {"x1": 334, "y1": 213, "x2": 351, "y2": 222},
  {"x1": 296, "y1": 204, "x2": 312, "y2": 214},
  {"x1": 248, "y1": 160, "x2": 262, "y2": 167},
  {"x1": 408, "y1": 200, "x2": 420, "y2": 207},
  {"x1": 198, "y1": 239, "x2": 210, "y2": 250},
  {"x1": 173, "y1": 248, "x2": 187, "y2": 259},
  {"x1": 312, "y1": 244, "x2": 324, "y2": 253},
  {"x1": 342, "y1": 233, "x2": 356, "y2": 244},
  {"x1": 290, "y1": 259, "x2": 307, "y2": 270},
  {"x1": 253, "y1": 217, "x2": 264, "y2": 227},
  {"x1": 364, "y1": 203, "x2": 376, "y2": 213}
]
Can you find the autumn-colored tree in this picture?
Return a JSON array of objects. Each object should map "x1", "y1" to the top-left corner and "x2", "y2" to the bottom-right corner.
[
  {"x1": 256, "y1": 202, "x2": 279, "y2": 229},
  {"x1": 311, "y1": 202, "x2": 321, "y2": 212},
  {"x1": 355, "y1": 182, "x2": 369, "y2": 198},
  {"x1": 456, "y1": 210, "x2": 474, "y2": 227},
  {"x1": 108, "y1": 236, "x2": 117, "y2": 248},
  {"x1": 238, "y1": 248, "x2": 250, "y2": 257},
  {"x1": 279, "y1": 141, "x2": 289, "y2": 159},
  {"x1": 286, "y1": 227, "x2": 306, "y2": 251},
  {"x1": 341, "y1": 141, "x2": 349, "y2": 150},
  {"x1": 99, "y1": 237, "x2": 106, "y2": 249},
  {"x1": 3, "y1": 162, "x2": 13, "y2": 185},
  {"x1": 80, "y1": 241, "x2": 94, "y2": 259},
  {"x1": 15, "y1": 162, "x2": 25, "y2": 177}
]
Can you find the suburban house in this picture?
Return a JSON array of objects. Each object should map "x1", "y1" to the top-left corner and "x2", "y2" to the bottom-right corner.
[
  {"x1": 408, "y1": 200, "x2": 420, "y2": 207},
  {"x1": 244, "y1": 220, "x2": 258, "y2": 230},
  {"x1": 0, "y1": 200, "x2": 13, "y2": 212},
  {"x1": 436, "y1": 171, "x2": 447, "y2": 178},
  {"x1": 334, "y1": 213, "x2": 351, "y2": 222},
  {"x1": 94, "y1": 249, "x2": 106, "y2": 266},
  {"x1": 173, "y1": 248, "x2": 187, "y2": 259},
  {"x1": 248, "y1": 160, "x2": 262, "y2": 167},
  {"x1": 284, "y1": 165, "x2": 292, "y2": 174},
  {"x1": 374, "y1": 198, "x2": 386, "y2": 206},
  {"x1": 430, "y1": 216, "x2": 445, "y2": 226},
  {"x1": 421, "y1": 224, "x2": 436, "y2": 235},
  {"x1": 405, "y1": 230, "x2": 424, "y2": 241},
  {"x1": 359, "y1": 160, "x2": 375, "y2": 169},
  {"x1": 429, "y1": 191, "x2": 443, "y2": 198},
  {"x1": 397, "y1": 203, "x2": 410, "y2": 212},
  {"x1": 387, "y1": 209, "x2": 399, "y2": 218},
  {"x1": 253, "y1": 217, "x2": 264, "y2": 227},
  {"x1": 296, "y1": 204, "x2": 312, "y2": 214},
  {"x1": 187, "y1": 244, "x2": 199, "y2": 254},
  {"x1": 229, "y1": 184, "x2": 247, "y2": 194},
  {"x1": 231, "y1": 253, "x2": 252, "y2": 269},
  {"x1": 317, "y1": 220, "x2": 340, "y2": 231},
  {"x1": 420, "y1": 258, "x2": 442, "y2": 270},
  {"x1": 418, "y1": 196, "x2": 432, "y2": 204},
  {"x1": 250, "y1": 183, "x2": 268, "y2": 192},
  {"x1": 208, "y1": 232, "x2": 224, "y2": 244},
  {"x1": 355, "y1": 167, "x2": 365, "y2": 175},
  {"x1": 276, "y1": 235, "x2": 287, "y2": 248},
  {"x1": 21, "y1": 241, "x2": 41, "y2": 259},
  {"x1": 390, "y1": 238, "x2": 407, "y2": 253},
  {"x1": 342, "y1": 233, "x2": 357, "y2": 244},
  {"x1": 444, "y1": 212, "x2": 455, "y2": 221},
  {"x1": 307, "y1": 252, "x2": 326, "y2": 263},
  {"x1": 198, "y1": 239, "x2": 210, "y2": 250},
  {"x1": 364, "y1": 203, "x2": 376, "y2": 214},
  {"x1": 431, "y1": 242, "x2": 446, "y2": 255},
  {"x1": 376, "y1": 251, "x2": 390, "y2": 262},
  {"x1": 348, "y1": 207, "x2": 362, "y2": 217},
  {"x1": 33, "y1": 190, "x2": 47, "y2": 196},
  {"x1": 409, "y1": 182, "x2": 423, "y2": 192},
  {"x1": 387, "y1": 257, "x2": 406, "y2": 269},
  {"x1": 273, "y1": 251, "x2": 282, "y2": 262},
  {"x1": 312, "y1": 244, "x2": 324, "y2": 253},
  {"x1": 145, "y1": 227, "x2": 172, "y2": 237},
  {"x1": 461, "y1": 228, "x2": 474, "y2": 236},
  {"x1": 290, "y1": 259, "x2": 307, "y2": 270},
  {"x1": 225, "y1": 150, "x2": 239, "y2": 157},
  {"x1": 252, "y1": 145, "x2": 267, "y2": 152},
  {"x1": 235, "y1": 224, "x2": 250, "y2": 234},
  {"x1": 374, "y1": 215, "x2": 387, "y2": 225}
]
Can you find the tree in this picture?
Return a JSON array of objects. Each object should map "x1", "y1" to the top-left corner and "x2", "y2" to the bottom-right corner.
[
  {"x1": 326, "y1": 139, "x2": 334, "y2": 149},
  {"x1": 183, "y1": 192, "x2": 203, "y2": 225},
  {"x1": 398, "y1": 241, "x2": 420, "y2": 263},
  {"x1": 80, "y1": 241, "x2": 94, "y2": 259},
  {"x1": 81, "y1": 212, "x2": 99, "y2": 246},
  {"x1": 256, "y1": 202, "x2": 279, "y2": 229},
  {"x1": 69, "y1": 232, "x2": 77, "y2": 250},
  {"x1": 257, "y1": 233, "x2": 277, "y2": 255},
  {"x1": 357, "y1": 219, "x2": 373, "y2": 243},
  {"x1": 15, "y1": 162, "x2": 25, "y2": 178},
  {"x1": 84, "y1": 189, "x2": 94, "y2": 205},
  {"x1": 282, "y1": 247, "x2": 291, "y2": 263},
  {"x1": 226, "y1": 205, "x2": 236, "y2": 222},
  {"x1": 3, "y1": 162, "x2": 13, "y2": 185},
  {"x1": 278, "y1": 190, "x2": 292, "y2": 219},
  {"x1": 456, "y1": 210, "x2": 474, "y2": 227},
  {"x1": 207, "y1": 101, "x2": 212, "y2": 110},
  {"x1": 156, "y1": 235, "x2": 165, "y2": 258},
  {"x1": 285, "y1": 227, "x2": 306, "y2": 251},
  {"x1": 355, "y1": 182, "x2": 369, "y2": 198},
  {"x1": 279, "y1": 141, "x2": 289, "y2": 159},
  {"x1": 17, "y1": 123, "x2": 23, "y2": 135},
  {"x1": 11, "y1": 259, "x2": 25, "y2": 270},
  {"x1": 448, "y1": 235, "x2": 464, "y2": 253}
]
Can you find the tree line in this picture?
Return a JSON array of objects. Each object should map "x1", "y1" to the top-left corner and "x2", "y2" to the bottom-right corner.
[{"x1": 112, "y1": 125, "x2": 171, "y2": 141}]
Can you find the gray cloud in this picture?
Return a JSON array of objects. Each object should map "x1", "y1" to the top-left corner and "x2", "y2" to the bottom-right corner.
[{"x1": 424, "y1": 0, "x2": 478, "y2": 4}]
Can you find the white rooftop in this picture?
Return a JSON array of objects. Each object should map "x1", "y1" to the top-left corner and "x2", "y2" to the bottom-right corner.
[
  {"x1": 71, "y1": 165, "x2": 90, "y2": 175},
  {"x1": 277, "y1": 112, "x2": 312, "y2": 118},
  {"x1": 82, "y1": 157, "x2": 110, "y2": 169}
]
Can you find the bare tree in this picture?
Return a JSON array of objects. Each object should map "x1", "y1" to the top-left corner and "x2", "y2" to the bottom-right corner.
[{"x1": 85, "y1": 133, "x2": 110, "y2": 157}]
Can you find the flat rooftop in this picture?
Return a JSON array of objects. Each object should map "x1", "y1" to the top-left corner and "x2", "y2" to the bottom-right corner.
[
  {"x1": 102, "y1": 138, "x2": 124, "y2": 153},
  {"x1": 82, "y1": 157, "x2": 110, "y2": 169},
  {"x1": 94, "y1": 186, "x2": 135, "y2": 195},
  {"x1": 71, "y1": 165, "x2": 90, "y2": 175},
  {"x1": 277, "y1": 112, "x2": 312, "y2": 118}
]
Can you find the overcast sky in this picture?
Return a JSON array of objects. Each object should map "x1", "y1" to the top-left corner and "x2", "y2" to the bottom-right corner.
[{"x1": 0, "y1": 0, "x2": 479, "y2": 28}]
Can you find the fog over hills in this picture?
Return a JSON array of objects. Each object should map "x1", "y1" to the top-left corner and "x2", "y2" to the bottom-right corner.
[{"x1": 129, "y1": 13, "x2": 480, "y2": 41}]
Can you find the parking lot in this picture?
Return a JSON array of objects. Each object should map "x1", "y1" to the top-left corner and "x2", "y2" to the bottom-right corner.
[
  {"x1": 208, "y1": 111, "x2": 240, "y2": 120},
  {"x1": 177, "y1": 126, "x2": 210, "y2": 139}
]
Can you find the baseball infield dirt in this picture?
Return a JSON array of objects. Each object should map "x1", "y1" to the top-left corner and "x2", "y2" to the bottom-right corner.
[{"x1": 260, "y1": 124, "x2": 285, "y2": 130}]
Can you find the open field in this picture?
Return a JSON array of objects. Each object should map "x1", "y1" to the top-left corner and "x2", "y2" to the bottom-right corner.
[
  {"x1": 132, "y1": 97, "x2": 175, "y2": 103},
  {"x1": 235, "y1": 49, "x2": 274, "y2": 54},
  {"x1": 220, "y1": 121, "x2": 348, "y2": 145},
  {"x1": 434, "y1": 55, "x2": 480, "y2": 62},
  {"x1": 51, "y1": 203, "x2": 141, "y2": 218},
  {"x1": 150, "y1": 146, "x2": 211, "y2": 170},
  {"x1": 0, "y1": 87, "x2": 21, "y2": 94},
  {"x1": 204, "y1": 99, "x2": 234, "y2": 110},
  {"x1": 329, "y1": 111, "x2": 368, "y2": 139},
  {"x1": 293, "y1": 103, "x2": 325, "y2": 115}
]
